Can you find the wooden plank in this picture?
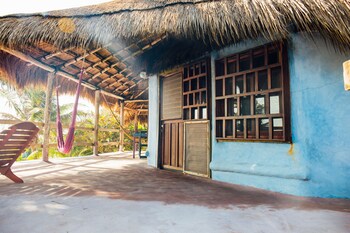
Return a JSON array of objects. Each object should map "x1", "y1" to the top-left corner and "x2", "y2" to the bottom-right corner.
[
  {"x1": 119, "y1": 101, "x2": 124, "y2": 152},
  {"x1": 0, "y1": 151, "x2": 17, "y2": 155},
  {"x1": 99, "y1": 128, "x2": 120, "y2": 132},
  {"x1": 0, "y1": 155, "x2": 17, "y2": 160},
  {"x1": 170, "y1": 123, "x2": 177, "y2": 167},
  {"x1": 42, "y1": 73, "x2": 54, "y2": 162},
  {"x1": 93, "y1": 90, "x2": 100, "y2": 156},
  {"x1": 163, "y1": 123, "x2": 171, "y2": 166},
  {"x1": 178, "y1": 122, "x2": 184, "y2": 168}
]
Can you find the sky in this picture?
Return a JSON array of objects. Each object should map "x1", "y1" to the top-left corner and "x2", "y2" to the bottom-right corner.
[{"x1": 0, "y1": 0, "x2": 111, "y2": 16}]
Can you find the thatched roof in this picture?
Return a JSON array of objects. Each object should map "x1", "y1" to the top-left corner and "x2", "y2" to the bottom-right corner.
[{"x1": 0, "y1": 0, "x2": 349, "y2": 110}]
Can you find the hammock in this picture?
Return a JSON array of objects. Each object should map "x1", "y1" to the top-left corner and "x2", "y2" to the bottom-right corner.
[
  {"x1": 55, "y1": 70, "x2": 83, "y2": 154},
  {"x1": 101, "y1": 93, "x2": 134, "y2": 140}
]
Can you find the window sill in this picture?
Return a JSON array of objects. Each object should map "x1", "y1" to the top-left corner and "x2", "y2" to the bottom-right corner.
[{"x1": 216, "y1": 138, "x2": 291, "y2": 144}]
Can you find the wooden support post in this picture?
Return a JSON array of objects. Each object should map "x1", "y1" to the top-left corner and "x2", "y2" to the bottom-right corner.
[
  {"x1": 134, "y1": 113, "x2": 139, "y2": 133},
  {"x1": 42, "y1": 73, "x2": 55, "y2": 162},
  {"x1": 119, "y1": 100, "x2": 125, "y2": 152},
  {"x1": 93, "y1": 90, "x2": 101, "y2": 156}
]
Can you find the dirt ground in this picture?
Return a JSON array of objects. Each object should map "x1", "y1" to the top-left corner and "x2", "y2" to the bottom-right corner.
[{"x1": 0, "y1": 152, "x2": 349, "y2": 233}]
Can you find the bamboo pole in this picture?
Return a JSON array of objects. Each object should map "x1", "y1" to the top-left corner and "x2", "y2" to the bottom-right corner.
[
  {"x1": 93, "y1": 90, "x2": 101, "y2": 156},
  {"x1": 42, "y1": 73, "x2": 55, "y2": 162},
  {"x1": 119, "y1": 100, "x2": 125, "y2": 152}
]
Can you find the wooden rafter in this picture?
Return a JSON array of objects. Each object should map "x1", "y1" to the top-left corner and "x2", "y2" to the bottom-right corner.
[
  {"x1": 131, "y1": 87, "x2": 149, "y2": 100},
  {"x1": 121, "y1": 79, "x2": 146, "y2": 95},
  {"x1": 0, "y1": 46, "x2": 124, "y2": 100},
  {"x1": 58, "y1": 46, "x2": 105, "y2": 68},
  {"x1": 42, "y1": 46, "x2": 75, "y2": 60}
]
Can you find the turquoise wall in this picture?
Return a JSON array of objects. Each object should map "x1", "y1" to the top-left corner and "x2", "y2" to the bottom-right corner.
[{"x1": 210, "y1": 34, "x2": 350, "y2": 198}]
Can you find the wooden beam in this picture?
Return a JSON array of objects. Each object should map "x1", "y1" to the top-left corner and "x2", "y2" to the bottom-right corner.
[
  {"x1": 121, "y1": 79, "x2": 146, "y2": 95},
  {"x1": 125, "y1": 99, "x2": 148, "y2": 103},
  {"x1": 93, "y1": 90, "x2": 101, "y2": 156},
  {"x1": 0, "y1": 46, "x2": 124, "y2": 100},
  {"x1": 132, "y1": 87, "x2": 149, "y2": 100},
  {"x1": 42, "y1": 46, "x2": 75, "y2": 60},
  {"x1": 42, "y1": 73, "x2": 55, "y2": 162},
  {"x1": 59, "y1": 46, "x2": 105, "y2": 68},
  {"x1": 119, "y1": 101, "x2": 125, "y2": 152}
]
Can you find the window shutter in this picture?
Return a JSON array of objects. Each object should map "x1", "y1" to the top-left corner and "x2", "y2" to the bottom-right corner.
[{"x1": 161, "y1": 73, "x2": 182, "y2": 120}]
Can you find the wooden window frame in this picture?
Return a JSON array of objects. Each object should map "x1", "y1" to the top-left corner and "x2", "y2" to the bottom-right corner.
[
  {"x1": 183, "y1": 60, "x2": 210, "y2": 121},
  {"x1": 214, "y1": 42, "x2": 291, "y2": 142}
]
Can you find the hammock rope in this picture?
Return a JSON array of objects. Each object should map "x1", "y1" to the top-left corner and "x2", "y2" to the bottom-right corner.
[
  {"x1": 101, "y1": 93, "x2": 134, "y2": 140},
  {"x1": 55, "y1": 68, "x2": 84, "y2": 154}
]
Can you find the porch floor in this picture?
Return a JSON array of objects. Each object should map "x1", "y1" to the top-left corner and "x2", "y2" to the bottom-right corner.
[{"x1": 0, "y1": 152, "x2": 349, "y2": 233}]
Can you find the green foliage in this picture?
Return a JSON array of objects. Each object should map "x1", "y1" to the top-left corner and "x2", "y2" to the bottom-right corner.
[{"x1": 0, "y1": 83, "x2": 146, "y2": 161}]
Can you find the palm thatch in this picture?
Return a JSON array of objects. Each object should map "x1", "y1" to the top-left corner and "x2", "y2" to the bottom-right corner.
[
  {"x1": 0, "y1": 0, "x2": 349, "y2": 114},
  {"x1": 1, "y1": 0, "x2": 349, "y2": 52}
]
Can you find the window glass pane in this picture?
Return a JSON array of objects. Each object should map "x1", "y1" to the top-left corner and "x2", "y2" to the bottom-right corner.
[
  {"x1": 201, "y1": 62, "x2": 206, "y2": 74},
  {"x1": 258, "y1": 70, "x2": 268, "y2": 90},
  {"x1": 253, "y1": 49, "x2": 265, "y2": 68},
  {"x1": 271, "y1": 67, "x2": 281, "y2": 89},
  {"x1": 184, "y1": 67, "x2": 188, "y2": 79},
  {"x1": 183, "y1": 95, "x2": 188, "y2": 106},
  {"x1": 240, "y1": 96, "x2": 251, "y2": 115},
  {"x1": 195, "y1": 64, "x2": 200, "y2": 76},
  {"x1": 273, "y1": 118, "x2": 283, "y2": 139},
  {"x1": 247, "y1": 119, "x2": 256, "y2": 139},
  {"x1": 183, "y1": 81, "x2": 189, "y2": 92},
  {"x1": 216, "y1": 120, "x2": 223, "y2": 138},
  {"x1": 225, "y1": 77, "x2": 233, "y2": 95},
  {"x1": 215, "y1": 59, "x2": 225, "y2": 76},
  {"x1": 184, "y1": 109, "x2": 189, "y2": 120},
  {"x1": 235, "y1": 75, "x2": 244, "y2": 94},
  {"x1": 191, "y1": 78, "x2": 197, "y2": 91},
  {"x1": 216, "y1": 99, "x2": 225, "y2": 117},
  {"x1": 189, "y1": 65, "x2": 194, "y2": 77},
  {"x1": 255, "y1": 95, "x2": 265, "y2": 115},
  {"x1": 270, "y1": 92, "x2": 281, "y2": 114},
  {"x1": 246, "y1": 73, "x2": 255, "y2": 92},
  {"x1": 199, "y1": 107, "x2": 207, "y2": 119},
  {"x1": 268, "y1": 45, "x2": 280, "y2": 64},
  {"x1": 239, "y1": 53, "x2": 250, "y2": 72},
  {"x1": 189, "y1": 93, "x2": 193, "y2": 105},
  {"x1": 201, "y1": 91, "x2": 206, "y2": 104},
  {"x1": 227, "y1": 56, "x2": 237, "y2": 74},
  {"x1": 191, "y1": 108, "x2": 198, "y2": 119},
  {"x1": 199, "y1": 76, "x2": 206, "y2": 89},
  {"x1": 236, "y1": 119, "x2": 244, "y2": 138},
  {"x1": 195, "y1": 92, "x2": 200, "y2": 105},
  {"x1": 227, "y1": 98, "x2": 238, "y2": 116},
  {"x1": 225, "y1": 120, "x2": 233, "y2": 138},
  {"x1": 216, "y1": 79, "x2": 223, "y2": 97},
  {"x1": 259, "y1": 118, "x2": 269, "y2": 139}
]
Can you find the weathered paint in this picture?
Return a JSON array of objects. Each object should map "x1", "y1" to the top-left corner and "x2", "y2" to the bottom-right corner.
[
  {"x1": 147, "y1": 33, "x2": 350, "y2": 198},
  {"x1": 210, "y1": 33, "x2": 350, "y2": 198},
  {"x1": 147, "y1": 74, "x2": 159, "y2": 167}
]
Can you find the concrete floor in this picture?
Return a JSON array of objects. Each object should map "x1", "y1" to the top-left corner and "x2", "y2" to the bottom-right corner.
[{"x1": 0, "y1": 152, "x2": 349, "y2": 233}]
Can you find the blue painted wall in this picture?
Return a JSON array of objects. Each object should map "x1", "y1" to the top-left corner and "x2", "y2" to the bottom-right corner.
[{"x1": 210, "y1": 34, "x2": 350, "y2": 198}]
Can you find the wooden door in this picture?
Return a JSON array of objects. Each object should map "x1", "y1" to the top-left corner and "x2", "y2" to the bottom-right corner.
[
  {"x1": 161, "y1": 120, "x2": 184, "y2": 170},
  {"x1": 184, "y1": 121, "x2": 210, "y2": 177}
]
